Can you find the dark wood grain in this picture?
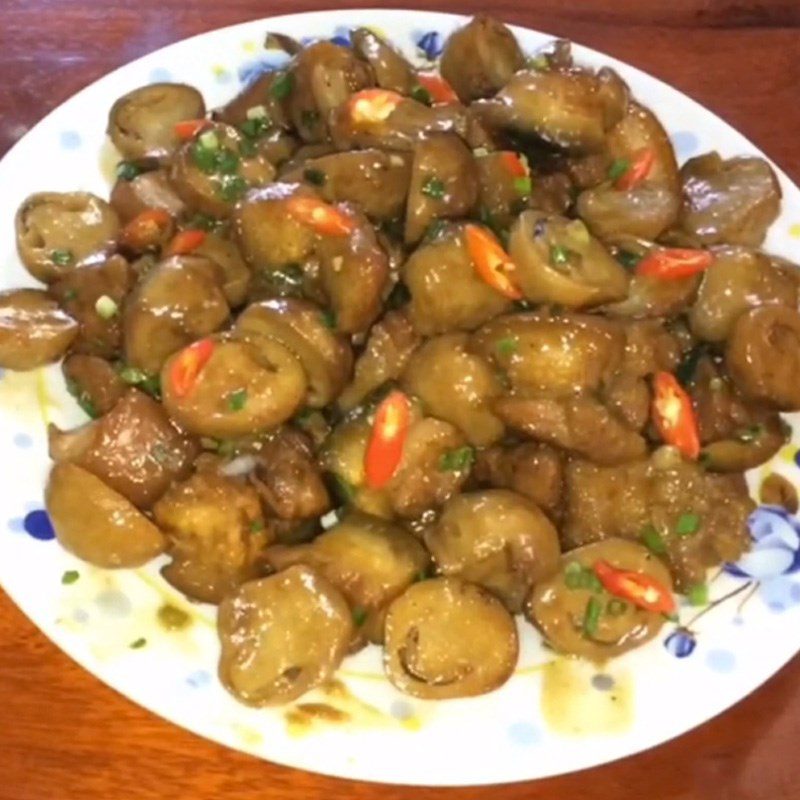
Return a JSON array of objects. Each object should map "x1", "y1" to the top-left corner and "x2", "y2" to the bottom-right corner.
[{"x1": 1, "y1": 2, "x2": 799, "y2": 798}]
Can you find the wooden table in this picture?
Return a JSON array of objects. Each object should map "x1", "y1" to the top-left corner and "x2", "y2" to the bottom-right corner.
[{"x1": 2, "y1": 1, "x2": 800, "y2": 798}]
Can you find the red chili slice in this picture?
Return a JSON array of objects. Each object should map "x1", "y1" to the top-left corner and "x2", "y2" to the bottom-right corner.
[
  {"x1": 364, "y1": 390, "x2": 411, "y2": 489},
  {"x1": 651, "y1": 371, "x2": 701, "y2": 460},
  {"x1": 169, "y1": 338, "x2": 215, "y2": 398},
  {"x1": 593, "y1": 560, "x2": 676, "y2": 615}
]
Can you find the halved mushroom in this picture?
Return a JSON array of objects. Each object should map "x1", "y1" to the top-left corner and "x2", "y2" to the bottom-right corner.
[
  {"x1": 679, "y1": 152, "x2": 781, "y2": 247},
  {"x1": 495, "y1": 395, "x2": 647, "y2": 465},
  {"x1": 110, "y1": 169, "x2": 186, "y2": 223},
  {"x1": 123, "y1": 254, "x2": 229, "y2": 375},
  {"x1": 235, "y1": 298, "x2": 353, "y2": 407},
  {"x1": 351, "y1": 28, "x2": 416, "y2": 94},
  {"x1": 400, "y1": 332, "x2": 504, "y2": 446},
  {"x1": 153, "y1": 471, "x2": 272, "y2": 603},
  {"x1": 45, "y1": 463, "x2": 166, "y2": 567},
  {"x1": 189, "y1": 232, "x2": 252, "y2": 307},
  {"x1": 218, "y1": 565, "x2": 353, "y2": 706},
  {"x1": 338, "y1": 310, "x2": 421, "y2": 412},
  {"x1": 508, "y1": 212, "x2": 629, "y2": 308},
  {"x1": 426, "y1": 490, "x2": 561, "y2": 612},
  {"x1": 321, "y1": 407, "x2": 471, "y2": 520},
  {"x1": 439, "y1": 15, "x2": 524, "y2": 102},
  {"x1": 330, "y1": 94, "x2": 469, "y2": 152},
  {"x1": 405, "y1": 134, "x2": 479, "y2": 244},
  {"x1": 476, "y1": 67, "x2": 626, "y2": 154},
  {"x1": 281, "y1": 149, "x2": 412, "y2": 222},
  {"x1": 107, "y1": 82, "x2": 206, "y2": 161},
  {"x1": 233, "y1": 182, "x2": 319, "y2": 272},
  {"x1": 249, "y1": 428, "x2": 331, "y2": 520},
  {"x1": 384, "y1": 577, "x2": 518, "y2": 699},
  {"x1": 286, "y1": 41, "x2": 374, "y2": 143},
  {"x1": 475, "y1": 151, "x2": 532, "y2": 230},
  {"x1": 473, "y1": 443, "x2": 564, "y2": 518},
  {"x1": 62, "y1": 355, "x2": 125, "y2": 416},
  {"x1": 726, "y1": 306, "x2": 800, "y2": 410},
  {"x1": 561, "y1": 452, "x2": 754, "y2": 589},
  {"x1": 688, "y1": 355, "x2": 788, "y2": 471},
  {"x1": 15, "y1": 192, "x2": 121, "y2": 283},
  {"x1": 403, "y1": 224, "x2": 511, "y2": 335},
  {"x1": 264, "y1": 511, "x2": 430, "y2": 643},
  {"x1": 689, "y1": 247, "x2": 798, "y2": 343},
  {"x1": 0, "y1": 289, "x2": 77, "y2": 370},
  {"x1": 170, "y1": 122, "x2": 276, "y2": 218},
  {"x1": 576, "y1": 102, "x2": 681, "y2": 241},
  {"x1": 314, "y1": 204, "x2": 391, "y2": 334},
  {"x1": 48, "y1": 388, "x2": 198, "y2": 509},
  {"x1": 161, "y1": 334, "x2": 307, "y2": 438},
  {"x1": 51, "y1": 254, "x2": 134, "y2": 358},
  {"x1": 526, "y1": 539, "x2": 671, "y2": 660},
  {"x1": 470, "y1": 312, "x2": 624, "y2": 398}
]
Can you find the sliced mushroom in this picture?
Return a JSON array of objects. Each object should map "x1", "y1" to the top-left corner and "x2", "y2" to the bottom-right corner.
[
  {"x1": 726, "y1": 306, "x2": 800, "y2": 410},
  {"x1": 351, "y1": 28, "x2": 416, "y2": 94},
  {"x1": 526, "y1": 539, "x2": 671, "y2": 660},
  {"x1": 48, "y1": 388, "x2": 198, "y2": 509},
  {"x1": 170, "y1": 122, "x2": 276, "y2": 219},
  {"x1": 108, "y1": 82, "x2": 206, "y2": 161},
  {"x1": 384, "y1": 578, "x2": 518, "y2": 699},
  {"x1": 235, "y1": 298, "x2": 352, "y2": 407},
  {"x1": 218, "y1": 565, "x2": 353, "y2": 706},
  {"x1": 264, "y1": 511, "x2": 430, "y2": 643},
  {"x1": 15, "y1": 192, "x2": 120, "y2": 283},
  {"x1": 400, "y1": 332, "x2": 504, "y2": 446},
  {"x1": 508, "y1": 212, "x2": 630, "y2": 308},
  {"x1": 123, "y1": 254, "x2": 229, "y2": 375},
  {"x1": 45, "y1": 463, "x2": 166, "y2": 567},
  {"x1": 427, "y1": 490, "x2": 561, "y2": 612},
  {"x1": 470, "y1": 312, "x2": 624, "y2": 398},
  {"x1": 405, "y1": 134, "x2": 479, "y2": 244},
  {"x1": 679, "y1": 152, "x2": 781, "y2": 247},
  {"x1": 153, "y1": 471, "x2": 272, "y2": 603},
  {"x1": 689, "y1": 247, "x2": 798, "y2": 343},
  {"x1": 51, "y1": 255, "x2": 134, "y2": 359},
  {"x1": 161, "y1": 334, "x2": 307, "y2": 438},
  {"x1": 403, "y1": 224, "x2": 511, "y2": 335},
  {"x1": 0, "y1": 289, "x2": 77, "y2": 370},
  {"x1": 439, "y1": 15, "x2": 524, "y2": 102}
]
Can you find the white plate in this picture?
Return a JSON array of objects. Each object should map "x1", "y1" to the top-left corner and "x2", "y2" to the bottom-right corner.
[{"x1": 1, "y1": 8, "x2": 799, "y2": 787}]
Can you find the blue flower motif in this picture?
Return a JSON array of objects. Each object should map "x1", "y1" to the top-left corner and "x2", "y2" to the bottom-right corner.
[
  {"x1": 415, "y1": 31, "x2": 443, "y2": 60},
  {"x1": 237, "y1": 54, "x2": 288, "y2": 87},
  {"x1": 329, "y1": 26, "x2": 351, "y2": 48},
  {"x1": 724, "y1": 505, "x2": 800, "y2": 581},
  {"x1": 664, "y1": 627, "x2": 696, "y2": 658},
  {"x1": 23, "y1": 509, "x2": 55, "y2": 541}
]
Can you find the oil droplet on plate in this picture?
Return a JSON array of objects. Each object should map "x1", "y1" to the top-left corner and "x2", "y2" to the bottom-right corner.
[{"x1": 541, "y1": 658, "x2": 634, "y2": 736}]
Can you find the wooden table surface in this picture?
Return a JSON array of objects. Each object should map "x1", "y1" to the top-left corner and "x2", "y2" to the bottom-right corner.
[{"x1": 2, "y1": 1, "x2": 800, "y2": 798}]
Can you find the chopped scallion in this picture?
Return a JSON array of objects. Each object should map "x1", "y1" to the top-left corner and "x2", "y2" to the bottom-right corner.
[
  {"x1": 583, "y1": 596, "x2": 603, "y2": 637},
  {"x1": 198, "y1": 130, "x2": 220, "y2": 151},
  {"x1": 116, "y1": 161, "x2": 142, "y2": 182},
  {"x1": 352, "y1": 607, "x2": 368, "y2": 627},
  {"x1": 421, "y1": 176, "x2": 446, "y2": 199},
  {"x1": 687, "y1": 583, "x2": 709, "y2": 606},
  {"x1": 61, "y1": 570, "x2": 80, "y2": 585},
  {"x1": 549, "y1": 244, "x2": 571, "y2": 267},
  {"x1": 608, "y1": 158, "x2": 630, "y2": 182},
  {"x1": 95, "y1": 295, "x2": 118, "y2": 320},
  {"x1": 606, "y1": 598, "x2": 628, "y2": 616},
  {"x1": 320, "y1": 309, "x2": 337, "y2": 329},
  {"x1": 641, "y1": 524, "x2": 667, "y2": 555},
  {"x1": 676, "y1": 512, "x2": 701, "y2": 536},
  {"x1": 615, "y1": 249, "x2": 642, "y2": 270},
  {"x1": 496, "y1": 337, "x2": 518, "y2": 356},
  {"x1": 303, "y1": 167, "x2": 327, "y2": 186},
  {"x1": 410, "y1": 84, "x2": 432, "y2": 105},
  {"x1": 129, "y1": 637, "x2": 147, "y2": 649},
  {"x1": 439, "y1": 446, "x2": 475, "y2": 472},
  {"x1": 514, "y1": 176, "x2": 532, "y2": 196},
  {"x1": 227, "y1": 388, "x2": 248, "y2": 412},
  {"x1": 271, "y1": 72, "x2": 294, "y2": 100},
  {"x1": 50, "y1": 249, "x2": 74, "y2": 266}
]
